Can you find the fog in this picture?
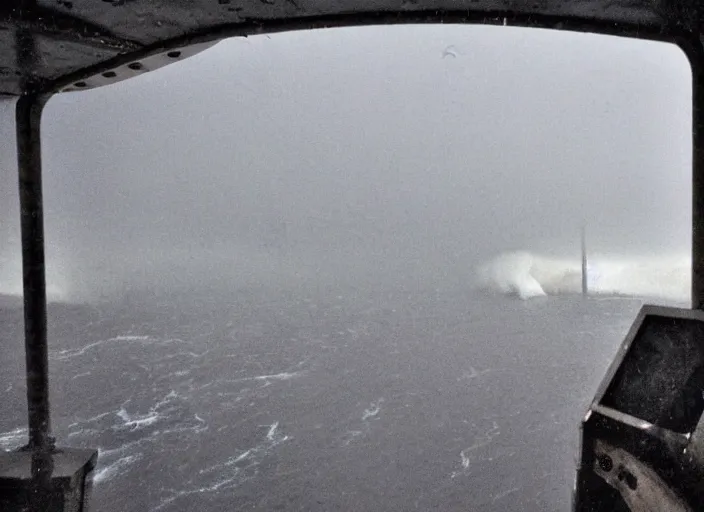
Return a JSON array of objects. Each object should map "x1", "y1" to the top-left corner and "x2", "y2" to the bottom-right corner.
[{"x1": 0, "y1": 25, "x2": 693, "y2": 301}]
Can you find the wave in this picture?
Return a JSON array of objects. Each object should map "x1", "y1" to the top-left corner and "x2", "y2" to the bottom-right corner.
[{"x1": 475, "y1": 250, "x2": 690, "y2": 302}]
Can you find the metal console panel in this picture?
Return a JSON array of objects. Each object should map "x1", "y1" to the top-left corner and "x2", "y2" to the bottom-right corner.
[
  {"x1": 0, "y1": 448, "x2": 97, "y2": 512},
  {"x1": 575, "y1": 306, "x2": 704, "y2": 511}
]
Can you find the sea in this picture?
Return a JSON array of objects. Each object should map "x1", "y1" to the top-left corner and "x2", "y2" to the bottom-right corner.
[{"x1": 0, "y1": 276, "x2": 658, "y2": 512}]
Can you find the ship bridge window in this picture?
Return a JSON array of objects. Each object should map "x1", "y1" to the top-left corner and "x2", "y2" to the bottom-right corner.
[{"x1": 0, "y1": 24, "x2": 691, "y2": 512}]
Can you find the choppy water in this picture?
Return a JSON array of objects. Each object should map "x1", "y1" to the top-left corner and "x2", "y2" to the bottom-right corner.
[{"x1": 0, "y1": 285, "x2": 645, "y2": 511}]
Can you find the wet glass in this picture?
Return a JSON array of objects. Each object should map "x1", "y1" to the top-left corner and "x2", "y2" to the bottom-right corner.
[{"x1": 0, "y1": 24, "x2": 692, "y2": 511}]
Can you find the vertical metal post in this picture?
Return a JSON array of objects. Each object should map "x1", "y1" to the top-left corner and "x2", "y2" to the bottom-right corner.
[
  {"x1": 690, "y1": 39, "x2": 704, "y2": 310},
  {"x1": 12, "y1": 3, "x2": 57, "y2": 505},
  {"x1": 16, "y1": 94, "x2": 55, "y2": 503},
  {"x1": 17, "y1": 93, "x2": 52, "y2": 451}
]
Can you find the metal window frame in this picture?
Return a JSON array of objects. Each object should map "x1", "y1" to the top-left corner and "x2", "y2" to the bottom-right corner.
[{"x1": 6, "y1": 5, "x2": 704, "y2": 510}]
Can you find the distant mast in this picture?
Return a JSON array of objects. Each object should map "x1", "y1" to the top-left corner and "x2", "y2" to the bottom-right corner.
[{"x1": 581, "y1": 225, "x2": 588, "y2": 296}]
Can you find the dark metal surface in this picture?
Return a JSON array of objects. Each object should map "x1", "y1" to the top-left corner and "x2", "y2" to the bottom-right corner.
[
  {"x1": 575, "y1": 306, "x2": 704, "y2": 510},
  {"x1": 0, "y1": 448, "x2": 98, "y2": 512},
  {"x1": 16, "y1": 91, "x2": 57, "y2": 511},
  {"x1": 16, "y1": 92, "x2": 56, "y2": 512},
  {"x1": 0, "y1": 449, "x2": 97, "y2": 485},
  {"x1": 592, "y1": 440, "x2": 692, "y2": 512},
  {"x1": 590, "y1": 405, "x2": 691, "y2": 449},
  {"x1": 16, "y1": 92, "x2": 52, "y2": 455},
  {"x1": 689, "y1": 37, "x2": 704, "y2": 310},
  {"x1": 0, "y1": 0, "x2": 699, "y2": 95}
]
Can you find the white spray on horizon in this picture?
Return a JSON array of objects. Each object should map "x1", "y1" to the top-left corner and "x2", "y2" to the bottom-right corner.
[
  {"x1": 475, "y1": 250, "x2": 690, "y2": 303},
  {"x1": 0, "y1": 251, "x2": 69, "y2": 302}
]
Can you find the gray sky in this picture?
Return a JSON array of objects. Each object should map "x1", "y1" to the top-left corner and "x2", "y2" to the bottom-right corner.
[{"x1": 0, "y1": 24, "x2": 693, "y2": 299}]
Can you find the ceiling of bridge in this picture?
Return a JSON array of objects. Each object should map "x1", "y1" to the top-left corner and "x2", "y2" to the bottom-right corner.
[{"x1": 0, "y1": 0, "x2": 700, "y2": 95}]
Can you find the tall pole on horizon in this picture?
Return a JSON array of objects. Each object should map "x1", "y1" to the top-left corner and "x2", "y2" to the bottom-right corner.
[{"x1": 581, "y1": 225, "x2": 588, "y2": 296}]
